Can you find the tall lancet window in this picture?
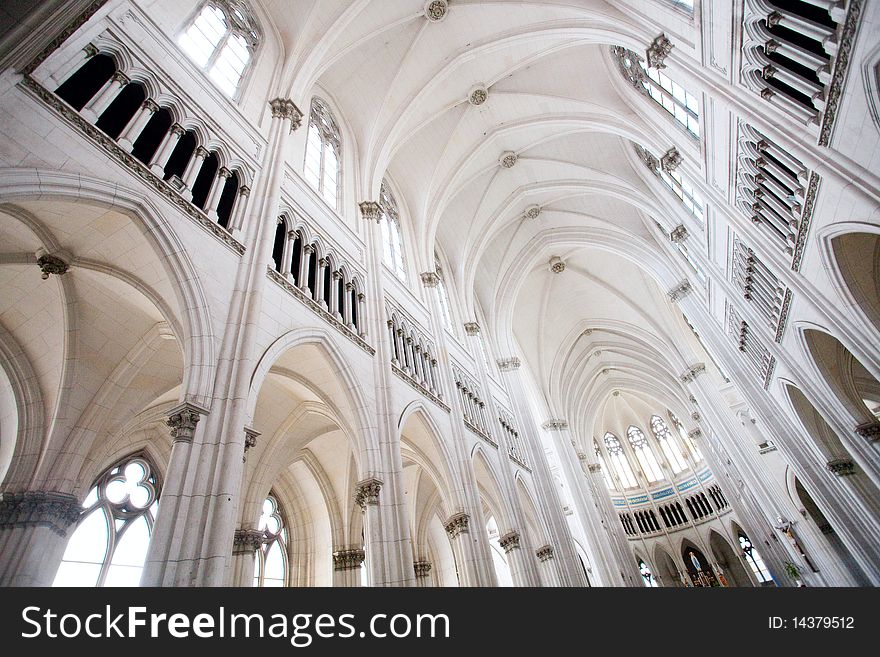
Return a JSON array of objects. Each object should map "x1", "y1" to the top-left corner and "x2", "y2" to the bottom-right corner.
[
  {"x1": 253, "y1": 495, "x2": 288, "y2": 587},
  {"x1": 612, "y1": 46, "x2": 700, "y2": 137},
  {"x1": 650, "y1": 414, "x2": 687, "y2": 473},
  {"x1": 669, "y1": 410, "x2": 703, "y2": 462},
  {"x1": 627, "y1": 425, "x2": 664, "y2": 483},
  {"x1": 178, "y1": 1, "x2": 260, "y2": 97},
  {"x1": 53, "y1": 455, "x2": 160, "y2": 587},
  {"x1": 379, "y1": 180, "x2": 406, "y2": 280},
  {"x1": 603, "y1": 432, "x2": 637, "y2": 489},
  {"x1": 594, "y1": 439, "x2": 614, "y2": 490},
  {"x1": 304, "y1": 97, "x2": 341, "y2": 208}
]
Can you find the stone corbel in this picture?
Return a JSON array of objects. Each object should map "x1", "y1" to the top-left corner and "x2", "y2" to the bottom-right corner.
[
  {"x1": 667, "y1": 279, "x2": 693, "y2": 302},
  {"x1": 496, "y1": 357, "x2": 521, "y2": 371},
  {"x1": 232, "y1": 528, "x2": 265, "y2": 555},
  {"x1": 354, "y1": 478, "x2": 383, "y2": 509},
  {"x1": 542, "y1": 419, "x2": 568, "y2": 430},
  {"x1": 499, "y1": 530, "x2": 521, "y2": 553},
  {"x1": 536, "y1": 545, "x2": 554, "y2": 562},
  {"x1": 444, "y1": 512, "x2": 470, "y2": 539},
  {"x1": 646, "y1": 33, "x2": 673, "y2": 69},
  {"x1": 166, "y1": 402, "x2": 208, "y2": 444}
]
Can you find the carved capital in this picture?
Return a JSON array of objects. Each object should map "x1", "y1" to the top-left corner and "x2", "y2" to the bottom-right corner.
[
  {"x1": 83, "y1": 43, "x2": 98, "y2": 58},
  {"x1": 232, "y1": 528, "x2": 265, "y2": 554},
  {"x1": 358, "y1": 200, "x2": 381, "y2": 222},
  {"x1": 420, "y1": 271, "x2": 440, "y2": 287},
  {"x1": 588, "y1": 463, "x2": 602, "y2": 474},
  {"x1": 143, "y1": 98, "x2": 159, "y2": 113},
  {"x1": 0, "y1": 491, "x2": 80, "y2": 536},
  {"x1": 826, "y1": 458, "x2": 855, "y2": 477},
  {"x1": 660, "y1": 147, "x2": 682, "y2": 172},
  {"x1": 413, "y1": 560, "x2": 433, "y2": 577},
  {"x1": 667, "y1": 279, "x2": 693, "y2": 302},
  {"x1": 332, "y1": 548, "x2": 365, "y2": 571},
  {"x1": 166, "y1": 402, "x2": 206, "y2": 444},
  {"x1": 195, "y1": 146, "x2": 210, "y2": 159},
  {"x1": 218, "y1": 166, "x2": 232, "y2": 179},
  {"x1": 354, "y1": 478, "x2": 383, "y2": 509},
  {"x1": 542, "y1": 419, "x2": 568, "y2": 430},
  {"x1": 855, "y1": 421, "x2": 880, "y2": 441},
  {"x1": 670, "y1": 224, "x2": 689, "y2": 243},
  {"x1": 536, "y1": 544, "x2": 554, "y2": 562},
  {"x1": 646, "y1": 33, "x2": 673, "y2": 69},
  {"x1": 464, "y1": 322, "x2": 481, "y2": 336},
  {"x1": 169, "y1": 123, "x2": 186, "y2": 137},
  {"x1": 444, "y1": 512, "x2": 470, "y2": 538},
  {"x1": 243, "y1": 427, "x2": 260, "y2": 462},
  {"x1": 238, "y1": 185, "x2": 251, "y2": 197},
  {"x1": 499, "y1": 530, "x2": 521, "y2": 553},
  {"x1": 496, "y1": 357, "x2": 521, "y2": 371},
  {"x1": 269, "y1": 98, "x2": 303, "y2": 130},
  {"x1": 111, "y1": 71, "x2": 130, "y2": 85},
  {"x1": 679, "y1": 363, "x2": 706, "y2": 383},
  {"x1": 688, "y1": 428, "x2": 702, "y2": 440}
]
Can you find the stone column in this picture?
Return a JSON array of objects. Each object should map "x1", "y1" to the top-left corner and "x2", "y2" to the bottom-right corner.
[
  {"x1": 181, "y1": 146, "x2": 209, "y2": 201},
  {"x1": 82, "y1": 70, "x2": 129, "y2": 122},
  {"x1": 332, "y1": 548, "x2": 365, "y2": 587},
  {"x1": 149, "y1": 123, "x2": 184, "y2": 176},
  {"x1": 230, "y1": 528, "x2": 264, "y2": 587},
  {"x1": 330, "y1": 271, "x2": 343, "y2": 319},
  {"x1": 355, "y1": 477, "x2": 383, "y2": 586},
  {"x1": 535, "y1": 544, "x2": 561, "y2": 586},
  {"x1": 344, "y1": 282, "x2": 355, "y2": 329},
  {"x1": 357, "y1": 293, "x2": 367, "y2": 337},
  {"x1": 499, "y1": 529, "x2": 540, "y2": 586},
  {"x1": 315, "y1": 258, "x2": 329, "y2": 305},
  {"x1": 118, "y1": 98, "x2": 158, "y2": 151},
  {"x1": 0, "y1": 491, "x2": 81, "y2": 586},
  {"x1": 413, "y1": 560, "x2": 433, "y2": 587},
  {"x1": 299, "y1": 244, "x2": 314, "y2": 295},
  {"x1": 206, "y1": 167, "x2": 232, "y2": 221},
  {"x1": 230, "y1": 185, "x2": 251, "y2": 233},
  {"x1": 53, "y1": 42, "x2": 98, "y2": 87},
  {"x1": 443, "y1": 512, "x2": 487, "y2": 586}
]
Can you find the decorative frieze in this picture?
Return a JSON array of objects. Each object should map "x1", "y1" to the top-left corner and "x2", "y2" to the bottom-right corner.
[
  {"x1": 413, "y1": 560, "x2": 433, "y2": 578},
  {"x1": 332, "y1": 548, "x2": 365, "y2": 571},
  {"x1": 679, "y1": 363, "x2": 706, "y2": 383},
  {"x1": 499, "y1": 530, "x2": 521, "y2": 553},
  {"x1": 536, "y1": 545, "x2": 554, "y2": 562},
  {"x1": 855, "y1": 421, "x2": 880, "y2": 442},
  {"x1": 420, "y1": 271, "x2": 440, "y2": 287},
  {"x1": 542, "y1": 419, "x2": 568, "y2": 430},
  {"x1": 549, "y1": 256, "x2": 565, "y2": 273},
  {"x1": 166, "y1": 402, "x2": 205, "y2": 444},
  {"x1": 826, "y1": 459, "x2": 855, "y2": 477},
  {"x1": 232, "y1": 528, "x2": 265, "y2": 555},
  {"x1": 667, "y1": 279, "x2": 693, "y2": 302},
  {"x1": 0, "y1": 491, "x2": 80, "y2": 536},
  {"x1": 646, "y1": 33, "x2": 673, "y2": 69},
  {"x1": 36, "y1": 252, "x2": 69, "y2": 279},
  {"x1": 660, "y1": 147, "x2": 682, "y2": 172},
  {"x1": 444, "y1": 512, "x2": 470, "y2": 539},
  {"x1": 496, "y1": 357, "x2": 521, "y2": 371},
  {"x1": 354, "y1": 478, "x2": 383, "y2": 509},
  {"x1": 358, "y1": 201, "x2": 382, "y2": 223}
]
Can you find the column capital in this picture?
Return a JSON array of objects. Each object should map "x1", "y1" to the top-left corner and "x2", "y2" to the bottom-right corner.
[
  {"x1": 83, "y1": 43, "x2": 99, "y2": 58},
  {"x1": 587, "y1": 463, "x2": 602, "y2": 474},
  {"x1": 542, "y1": 419, "x2": 568, "y2": 430},
  {"x1": 826, "y1": 458, "x2": 855, "y2": 476},
  {"x1": 268, "y1": 98, "x2": 303, "y2": 130},
  {"x1": 688, "y1": 428, "x2": 702, "y2": 440},
  {"x1": 444, "y1": 512, "x2": 470, "y2": 539},
  {"x1": 111, "y1": 71, "x2": 131, "y2": 85},
  {"x1": 646, "y1": 32, "x2": 673, "y2": 69},
  {"x1": 536, "y1": 544, "x2": 554, "y2": 562},
  {"x1": 166, "y1": 402, "x2": 207, "y2": 444},
  {"x1": 194, "y1": 145, "x2": 210, "y2": 159},
  {"x1": 413, "y1": 560, "x2": 433, "y2": 578},
  {"x1": 238, "y1": 185, "x2": 251, "y2": 197},
  {"x1": 420, "y1": 271, "x2": 440, "y2": 287},
  {"x1": 358, "y1": 201, "x2": 382, "y2": 222},
  {"x1": 0, "y1": 491, "x2": 80, "y2": 536},
  {"x1": 332, "y1": 547, "x2": 365, "y2": 571},
  {"x1": 670, "y1": 224, "x2": 688, "y2": 243},
  {"x1": 496, "y1": 356, "x2": 521, "y2": 371},
  {"x1": 170, "y1": 123, "x2": 186, "y2": 137},
  {"x1": 855, "y1": 421, "x2": 880, "y2": 441},
  {"x1": 667, "y1": 279, "x2": 692, "y2": 302},
  {"x1": 218, "y1": 166, "x2": 232, "y2": 179},
  {"x1": 143, "y1": 98, "x2": 160, "y2": 113},
  {"x1": 243, "y1": 427, "x2": 260, "y2": 462},
  {"x1": 679, "y1": 362, "x2": 706, "y2": 383},
  {"x1": 232, "y1": 528, "x2": 265, "y2": 555},
  {"x1": 354, "y1": 478, "x2": 383, "y2": 509},
  {"x1": 499, "y1": 530, "x2": 521, "y2": 553},
  {"x1": 463, "y1": 321, "x2": 480, "y2": 336}
]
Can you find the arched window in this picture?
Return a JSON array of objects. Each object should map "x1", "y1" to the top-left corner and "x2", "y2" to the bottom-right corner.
[
  {"x1": 435, "y1": 256, "x2": 454, "y2": 332},
  {"x1": 639, "y1": 559, "x2": 659, "y2": 587},
  {"x1": 304, "y1": 97, "x2": 340, "y2": 208},
  {"x1": 739, "y1": 533, "x2": 772, "y2": 584},
  {"x1": 612, "y1": 46, "x2": 700, "y2": 138},
  {"x1": 650, "y1": 415, "x2": 687, "y2": 474},
  {"x1": 253, "y1": 495, "x2": 288, "y2": 587},
  {"x1": 659, "y1": 168, "x2": 704, "y2": 222},
  {"x1": 379, "y1": 180, "x2": 406, "y2": 280},
  {"x1": 53, "y1": 454, "x2": 160, "y2": 587},
  {"x1": 627, "y1": 425, "x2": 664, "y2": 483},
  {"x1": 594, "y1": 439, "x2": 614, "y2": 490},
  {"x1": 669, "y1": 410, "x2": 703, "y2": 462},
  {"x1": 603, "y1": 432, "x2": 637, "y2": 489},
  {"x1": 178, "y1": 1, "x2": 260, "y2": 97}
]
